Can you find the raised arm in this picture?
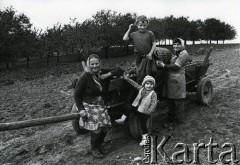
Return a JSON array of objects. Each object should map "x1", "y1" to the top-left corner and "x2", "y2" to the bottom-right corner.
[
  {"x1": 100, "y1": 67, "x2": 124, "y2": 79},
  {"x1": 123, "y1": 24, "x2": 133, "y2": 41},
  {"x1": 124, "y1": 76, "x2": 142, "y2": 90}
]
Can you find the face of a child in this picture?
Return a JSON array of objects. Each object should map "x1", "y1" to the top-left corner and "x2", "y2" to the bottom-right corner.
[
  {"x1": 137, "y1": 21, "x2": 148, "y2": 33},
  {"x1": 173, "y1": 42, "x2": 183, "y2": 52},
  {"x1": 89, "y1": 57, "x2": 100, "y2": 73},
  {"x1": 144, "y1": 81, "x2": 154, "y2": 91}
]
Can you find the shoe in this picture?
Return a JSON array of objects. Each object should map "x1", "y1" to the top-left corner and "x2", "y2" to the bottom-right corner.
[
  {"x1": 115, "y1": 115, "x2": 127, "y2": 124},
  {"x1": 139, "y1": 134, "x2": 148, "y2": 146}
]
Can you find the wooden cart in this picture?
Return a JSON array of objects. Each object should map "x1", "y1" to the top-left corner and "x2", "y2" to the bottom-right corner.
[{"x1": 0, "y1": 48, "x2": 213, "y2": 140}]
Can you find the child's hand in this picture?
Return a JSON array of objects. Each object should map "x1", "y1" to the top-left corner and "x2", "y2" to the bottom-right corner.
[
  {"x1": 79, "y1": 110, "x2": 88, "y2": 119},
  {"x1": 129, "y1": 24, "x2": 134, "y2": 30},
  {"x1": 146, "y1": 53, "x2": 152, "y2": 60}
]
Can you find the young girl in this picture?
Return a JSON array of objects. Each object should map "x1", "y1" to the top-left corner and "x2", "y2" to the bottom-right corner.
[{"x1": 122, "y1": 74, "x2": 158, "y2": 146}]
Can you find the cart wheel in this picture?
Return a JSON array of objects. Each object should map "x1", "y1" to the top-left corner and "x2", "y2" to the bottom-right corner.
[
  {"x1": 129, "y1": 112, "x2": 143, "y2": 140},
  {"x1": 197, "y1": 77, "x2": 213, "y2": 105},
  {"x1": 129, "y1": 112, "x2": 150, "y2": 140},
  {"x1": 71, "y1": 104, "x2": 88, "y2": 135}
]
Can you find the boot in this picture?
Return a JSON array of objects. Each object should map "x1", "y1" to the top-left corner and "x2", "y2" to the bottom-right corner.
[
  {"x1": 90, "y1": 132, "x2": 104, "y2": 158},
  {"x1": 166, "y1": 99, "x2": 176, "y2": 123},
  {"x1": 139, "y1": 134, "x2": 148, "y2": 146},
  {"x1": 175, "y1": 100, "x2": 185, "y2": 124},
  {"x1": 98, "y1": 131, "x2": 110, "y2": 155}
]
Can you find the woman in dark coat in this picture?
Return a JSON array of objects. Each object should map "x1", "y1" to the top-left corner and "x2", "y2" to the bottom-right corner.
[{"x1": 74, "y1": 54, "x2": 123, "y2": 158}]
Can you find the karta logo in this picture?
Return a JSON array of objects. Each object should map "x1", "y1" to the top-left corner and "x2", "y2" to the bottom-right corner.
[{"x1": 143, "y1": 135, "x2": 239, "y2": 164}]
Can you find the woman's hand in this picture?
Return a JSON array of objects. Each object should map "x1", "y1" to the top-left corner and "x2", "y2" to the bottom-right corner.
[
  {"x1": 146, "y1": 53, "x2": 152, "y2": 60},
  {"x1": 100, "y1": 72, "x2": 111, "y2": 80},
  {"x1": 82, "y1": 61, "x2": 90, "y2": 72},
  {"x1": 156, "y1": 61, "x2": 165, "y2": 67},
  {"x1": 79, "y1": 110, "x2": 88, "y2": 119}
]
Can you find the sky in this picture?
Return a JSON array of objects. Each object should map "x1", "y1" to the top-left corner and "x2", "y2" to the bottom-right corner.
[{"x1": 1, "y1": 0, "x2": 240, "y2": 43}]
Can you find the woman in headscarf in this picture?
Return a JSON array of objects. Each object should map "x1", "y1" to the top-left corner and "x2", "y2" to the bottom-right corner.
[
  {"x1": 74, "y1": 54, "x2": 123, "y2": 158},
  {"x1": 157, "y1": 38, "x2": 192, "y2": 124}
]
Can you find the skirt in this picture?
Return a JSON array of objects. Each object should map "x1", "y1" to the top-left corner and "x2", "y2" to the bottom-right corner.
[{"x1": 77, "y1": 97, "x2": 111, "y2": 131}]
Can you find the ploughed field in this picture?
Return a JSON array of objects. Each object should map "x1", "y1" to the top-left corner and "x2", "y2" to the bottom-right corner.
[{"x1": 0, "y1": 44, "x2": 239, "y2": 165}]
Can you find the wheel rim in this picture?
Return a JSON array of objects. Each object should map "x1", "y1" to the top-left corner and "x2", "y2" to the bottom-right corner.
[{"x1": 202, "y1": 81, "x2": 213, "y2": 103}]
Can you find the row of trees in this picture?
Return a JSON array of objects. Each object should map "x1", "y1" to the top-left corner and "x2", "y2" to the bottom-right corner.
[{"x1": 0, "y1": 7, "x2": 237, "y2": 68}]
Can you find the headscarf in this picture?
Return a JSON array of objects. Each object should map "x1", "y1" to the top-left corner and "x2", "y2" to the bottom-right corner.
[
  {"x1": 173, "y1": 38, "x2": 185, "y2": 52},
  {"x1": 86, "y1": 54, "x2": 101, "y2": 72},
  {"x1": 85, "y1": 54, "x2": 102, "y2": 91}
]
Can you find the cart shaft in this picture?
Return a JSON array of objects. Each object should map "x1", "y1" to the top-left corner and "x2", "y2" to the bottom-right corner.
[{"x1": 0, "y1": 113, "x2": 80, "y2": 131}]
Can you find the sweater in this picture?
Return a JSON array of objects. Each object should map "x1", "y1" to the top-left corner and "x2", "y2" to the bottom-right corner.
[
  {"x1": 74, "y1": 67, "x2": 124, "y2": 111},
  {"x1": 124, "y1": 77, "x2": 157, "y2": 114}
]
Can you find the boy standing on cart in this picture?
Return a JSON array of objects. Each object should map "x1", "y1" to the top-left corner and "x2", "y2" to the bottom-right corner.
[{"x1": 123, "y1": 15, "x2": 156, "y2": 83}]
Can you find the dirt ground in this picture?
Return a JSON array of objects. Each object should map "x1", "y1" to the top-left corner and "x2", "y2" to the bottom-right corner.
[{"x1": 0, "y1": 44, "x2": 240, "y2": 165}]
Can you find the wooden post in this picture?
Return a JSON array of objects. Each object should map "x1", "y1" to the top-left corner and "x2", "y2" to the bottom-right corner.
[
  {"x1": 0, "y1": 113, "x2": 80, "y2": 131},
  {"x1": 199, "y1": 47, "x2": 213, "y2": 78}
]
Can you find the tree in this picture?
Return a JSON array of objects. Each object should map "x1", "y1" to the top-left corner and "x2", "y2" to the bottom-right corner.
[
  {"x1": 0, "y1": 7, "x2": 36, "y2": 69},
  {"x1": 92, "y1": 10, "x2": 119, "y2": 58},
  {"x1": 41, "y1": 23, "x2": 64, "y2": 66},
  {"x1": 189, "y1": 20, "x2": 203, "y2": 45},
  {"x1": 114, "y1": 12, "x2": 136, "y2": 54},
  {"x1": 161, "y1": 15, "x2": 175, "y2": 45},
  {"x1": 148, "y1": 17, "x2": 165, "y2": 45},
  {"x1": 203, "y1": 18, "x2": 222, "y2": 44},
  {"x1": 171, "y1": 16, "x2": 191, "y2": 45},
  {"x1": 218, "y1": 22, "x2": 236, "y2": 44}
]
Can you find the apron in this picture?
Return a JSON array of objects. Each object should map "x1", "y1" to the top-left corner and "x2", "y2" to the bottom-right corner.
[
  {"x1": 74, "y1": 96, "x2": 111, "y2": 131},
  {"x1": 167, "y1": 55, "x2": 186, "y2": 99}
]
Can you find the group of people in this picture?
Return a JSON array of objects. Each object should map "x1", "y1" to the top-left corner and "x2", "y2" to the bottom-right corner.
[{"x1": 73, "y1": 15, "x2": 191, "y2": 158}]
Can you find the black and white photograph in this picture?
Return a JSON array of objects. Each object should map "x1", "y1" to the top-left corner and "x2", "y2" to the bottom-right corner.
[{"x1": 0, "y1": 0, "x2": 239, "y2": 164}]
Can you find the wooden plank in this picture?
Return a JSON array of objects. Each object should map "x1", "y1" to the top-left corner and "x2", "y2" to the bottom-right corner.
[{"x1": 0, "y1": 113, "x2": 80, "y2": 131}]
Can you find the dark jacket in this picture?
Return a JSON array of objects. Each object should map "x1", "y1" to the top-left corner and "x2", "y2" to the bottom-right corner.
[{"x1": 74, "y1": 68, "x2": 123, "y2": 111}]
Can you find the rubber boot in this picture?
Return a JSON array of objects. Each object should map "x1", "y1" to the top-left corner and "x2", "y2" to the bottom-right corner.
[
  {"x1": 139, "y1": 134, "x2": 148, "y2": 146},
  {"x1": 175, "y1": 99, "x2": 185, "y2": 124},
  {"x1": 166, "y1": 99, "x2": 176, "y2": 123},
  {"x1": 98, "y1": 131, "x2": 110, "y2": 155},
  {"x1": 90, "y1": 132, "x2": 104, "y2": 158}
]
